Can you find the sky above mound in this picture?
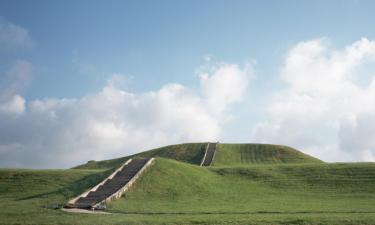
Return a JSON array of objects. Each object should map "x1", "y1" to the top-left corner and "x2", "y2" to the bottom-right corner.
[{"x1": 1, "y1": 0, "x2": 375, "y2": 168}]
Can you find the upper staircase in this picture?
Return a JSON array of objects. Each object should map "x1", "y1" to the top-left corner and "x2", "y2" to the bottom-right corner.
[
  {"x1": 67, "y1": 157, "x2": 153, "y2": 210},
  {"x1": 200, "y1": 142, "x2": 217, "y2": 166}
]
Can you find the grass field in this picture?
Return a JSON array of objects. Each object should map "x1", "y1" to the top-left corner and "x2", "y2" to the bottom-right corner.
[{"x1": 1, "y1": 143, "x2": 375, "y2": 225}]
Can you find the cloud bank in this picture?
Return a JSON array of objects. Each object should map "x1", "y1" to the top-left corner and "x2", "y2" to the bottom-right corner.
[
  {"x1": 0, "y1": 62, "x2": 251, "y2": 168},
  {"x1": 253, "y1": 38, "x2": 375, "y2": 162},
  {"x1": 2, "y1": 33, "x2": 375, "y2": 168}
]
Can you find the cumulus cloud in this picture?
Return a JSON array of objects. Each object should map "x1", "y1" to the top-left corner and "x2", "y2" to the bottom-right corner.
[
  {"x1": 338, "y1": 113, "x2": 375, "y2": 161},
  {"x1": 0, "y1": 19, "x2": 32, "y2": 49},
  {"x1": 0, "y1": 62, "x2": 252, "y2": 168},
  {"x1": 0, "y1": 95, "x2": 25, "y2": 116},
  {"x1": 253, "y1": 38, "x2": 375, "y2": 162},
  {"x1": 200, "y1": 63, "x2": 252, "y2": 114}
]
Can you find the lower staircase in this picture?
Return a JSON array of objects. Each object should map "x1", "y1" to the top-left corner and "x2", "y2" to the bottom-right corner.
[
  {"x1": 67, "y1": 157, "x2": 154, "y2": 210},
  {"x1": 201, "y1": 142, "x2": 217, "y2": 166}
]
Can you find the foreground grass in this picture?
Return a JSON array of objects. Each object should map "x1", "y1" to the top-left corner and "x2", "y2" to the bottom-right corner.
[
  {"x1": 2, "y1": 211, "x2": 375, "y2": 225},
  {"x1": 1, "y1": 159, "x2": 375, "y2": 224},
  {"x1": 0, "y1": 168, "x2": 113, "y2": 224}
]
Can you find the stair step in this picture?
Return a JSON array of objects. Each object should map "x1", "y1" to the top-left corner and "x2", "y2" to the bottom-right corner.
[
  {"x1": 202, "y1": 143, "x2": 217, "y2": 166},
  {"x1": 70, "y1": 157, "x2": 151, "y2": 209}
]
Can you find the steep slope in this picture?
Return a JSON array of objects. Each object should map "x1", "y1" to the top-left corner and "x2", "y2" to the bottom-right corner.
[
  {"x1": 74, "y1": 143, "x2": 207, "y2": 169},
  {"x1": 213, "y1": 143, "x2": 322, "y2": 166}
]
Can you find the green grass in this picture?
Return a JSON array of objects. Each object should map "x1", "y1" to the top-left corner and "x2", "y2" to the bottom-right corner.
[
  {"x1": 1, "y1": 159, "x2": 375, "y2": 224},
  {"x1": 1, "y1": 143, "x2": 375, "y2": 224},
  {"x1": 0, "y1": 168, "x2": 113, "y2": 224},
  {"x1": 75, "y1": 142, "x2": 321, "y2": 170},
  {"x1": 110, "y1": 158, "x2": 375, "y2": 214},
  {"x1": 213, "y1": 143, "x2": 323, "y2": 166},
  {"x1": 74, "y1": 142, "x2": 207, "y2": 169}
]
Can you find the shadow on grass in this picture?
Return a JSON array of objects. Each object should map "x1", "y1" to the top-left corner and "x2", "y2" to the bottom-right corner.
[{"x1": 18, "y1": 169, "x2": 113, "y2": 201}]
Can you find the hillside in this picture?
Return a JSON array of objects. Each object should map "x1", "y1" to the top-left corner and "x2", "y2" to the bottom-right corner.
[
  {"x1": 1, "y1": 159, "x2": 375, "y2": 224},
  {"x1": 75, "y1": 143, "x2": 321, "y2": 169},
  {"x1": 74, "y1": 143, "x2": 207, "y2": 169},
  {"x1": 213, "y1": 143, "x2": 323, "y2": 166},
  {"x1": 1, "y1": 142, "x2": 375, "y2": 225},
  {"x1": 109, "y1": 158, "x2": 375, "y2": 214}
]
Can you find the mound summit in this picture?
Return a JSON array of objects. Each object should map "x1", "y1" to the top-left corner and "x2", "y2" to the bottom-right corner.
[{"x1": 75, "y1": 142, "x2": 322, "y2": 170}]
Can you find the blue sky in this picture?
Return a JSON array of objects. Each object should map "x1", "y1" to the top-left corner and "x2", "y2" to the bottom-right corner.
[
  {"x1": 3, "y1": 0, "x2": 374, "y2": 98},
  {"x1": 1, "y1": 0, "x2": 375, "y2": 168}
]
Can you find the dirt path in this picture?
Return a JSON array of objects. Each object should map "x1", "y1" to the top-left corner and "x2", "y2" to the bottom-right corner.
[{"x1": 62, "y1": 208, "x2": 111, "y2": 214}]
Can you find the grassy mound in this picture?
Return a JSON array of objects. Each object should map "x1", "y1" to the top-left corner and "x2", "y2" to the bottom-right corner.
[
  {"x1": 1, "y1": 158, "x2": 375, "y2": 224},
  {"x1": 75, "y1": 143, "x2": 321, "y2": 170},
  {"x1": 213, "y1": 143, "x2": 322, "y2": 166},
  {"x1": 1, "y1": 143, "x2": 374, "y2": 224}
]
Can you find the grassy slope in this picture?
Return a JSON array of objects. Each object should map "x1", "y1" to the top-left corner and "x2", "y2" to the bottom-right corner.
[
  {"x1": 0, "y1": 168, "x2": 115, "y2": 224},
  {"x1": 74, "y1": 142, "x2": 207, "y2": 169},
  {"x1": 110, "y1": 158, "x2": 375, "y2": 224},
  {"x1": 213, "y1": 143, "x2": 323, "y2": 166},
  {"x1": 1, "y1": 143, "x2": 375, "y2": 225},
  {"x1": 1, "y1": 159, "x2": 375, "y2": 224},
  {"x1": 75, "y1": 142, "x2": 321, "y2": 170},
  {"x1": 111, "y1": 158, "x2": 375, "y2": 214}
]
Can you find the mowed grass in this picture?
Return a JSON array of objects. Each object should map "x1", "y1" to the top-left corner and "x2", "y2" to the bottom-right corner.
[
  {"x1": 0, "y1": 168, "x2": 113, "y2": 224},
  {"x1": 75, "y1": 142, "x2": 320, "y2": 170},
  {"x1": 75, "y1": 142, "x2": 207, "y2": 169},
  {"x1": 1, "y1": 159, "x2": 375, "y2": 224},
  {"x1": 1, "y1": 143, "x2": 375, "y2": 224},
  {"x1": 110, "y1": 158, "x2": 375, "y2": 214},
  {"x1": 213, "y1": 143, "x2": 323, "y2": 166}
]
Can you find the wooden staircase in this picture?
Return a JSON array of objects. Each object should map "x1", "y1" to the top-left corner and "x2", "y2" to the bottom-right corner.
[
  {"x1": 200, "y1": 142, "x2": 217, "y2": 166},
  {"x1": 67, "y1": 157, "x2": 154, "y2": 210}
]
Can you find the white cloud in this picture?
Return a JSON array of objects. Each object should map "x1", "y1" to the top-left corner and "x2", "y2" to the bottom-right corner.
[
  {"x1": 0, "y1": 62, "x2": 252, "y2": 168},
  {"x1": 338, "y1": 113, "x2": 375, "y2": 161},
  {"x1": 200, "y1": 63, "x2": 252, "y2": 114},
  {"x1": 253, "y1": 38, "x2": 375, "y2": 162},
  {"x1": 0, "y1": 95, "x2": 25, "y2": 116},
  {"x1": 0, "y1": 19, "x2": 32, "y2": 49}
]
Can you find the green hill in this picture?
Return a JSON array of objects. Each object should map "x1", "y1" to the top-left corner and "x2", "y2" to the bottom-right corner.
[
  {"x1": 1, "y1": 142, "x2": 375, "y2": 225},
  {"x1": 75, "y1": 143, "x2": 321, "y2": 169}
]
